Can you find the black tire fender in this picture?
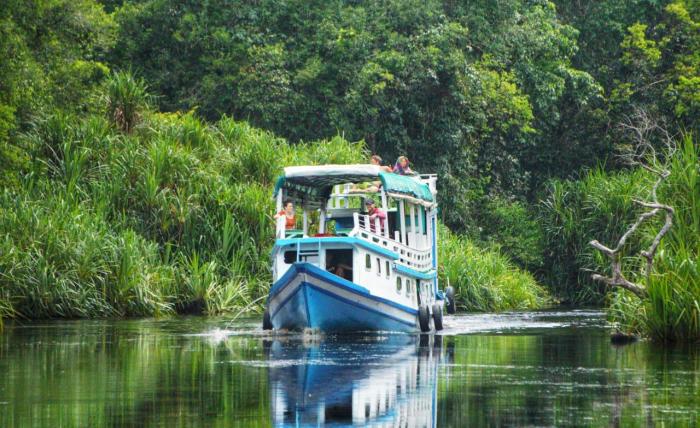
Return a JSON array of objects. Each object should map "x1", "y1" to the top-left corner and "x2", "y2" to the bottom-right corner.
[
  {"x1": 262, "y1": 307, "x2": 273, "y2": 330},
  {"x1": 446, "y1": 286, "x2": 456, "y2": 314},
  {"x1": 418, "y1": 305, "x2": 431, "y2": 332},
  {"x1": 432, "y1": 303, "x2": 444, "y2": 331}
]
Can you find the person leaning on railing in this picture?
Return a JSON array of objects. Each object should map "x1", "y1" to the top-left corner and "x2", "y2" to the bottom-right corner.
[
  {"x1": 274, "y1": 199, "x2": 296, "y2": 229},
  {"x1": 365, "y1": 199, "x2": 386, "y2": 233}
]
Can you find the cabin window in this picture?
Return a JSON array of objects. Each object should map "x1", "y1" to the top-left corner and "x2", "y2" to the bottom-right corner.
[
  {"x1": 284, "y1": 251, "x2": 296, "y2": 264},
  {"x1": 326, "y1": 249, "x2": 353, "y2": 281},
  {"x1": 406, "y1": 280, "x2": 411, "y2": 297},
  {"x1": 385, "y1": 261, "x2": 390, "y2": 278},
  {"x1": 365, "y1": 254, "x2": 371, "y2": 270},
  {"x1": 396, "y1": 277, "x2": 402, "y2": 293},
  {"x1": 376, "y1": 257, "x2": 381, "y2": 276}
]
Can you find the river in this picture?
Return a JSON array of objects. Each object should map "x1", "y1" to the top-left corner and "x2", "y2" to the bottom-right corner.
[{"x1": 1, "y1": 310, "x2": 698, "y2": 427}]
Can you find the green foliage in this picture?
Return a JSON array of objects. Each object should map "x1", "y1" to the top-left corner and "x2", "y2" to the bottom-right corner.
[
  {"x1": 540, "y1": 167, "x2": 651, "y2": 304},
  {"x1": 0, "y1": 0, "x2": 115, "y2": 191},
  {"x1": 109, "y1": 0, "x2": 601, "y2": 231},
  {"x1": 475, "y1": 197, "x2": 545, "y2": 271},
  {"x1": 609, "y1": 136, "x2": 700, "y2": 341},
  {"x1": 542, "y1": 136, "x2": 700, "y2": 341},
  {"x1": 0, "y1": 75, "x2": 365, "y2": 319},
  {"x1": 105, "y1": 70, "x2": 152, "y2": 133},
  {"x1": 439, "y1": 225, "x2": 550, "y2": 312}
]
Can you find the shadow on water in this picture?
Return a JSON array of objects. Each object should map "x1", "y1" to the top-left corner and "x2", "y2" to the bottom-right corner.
[{"x1": 0, "y1": 311, "x2": 698, "y2": 427}]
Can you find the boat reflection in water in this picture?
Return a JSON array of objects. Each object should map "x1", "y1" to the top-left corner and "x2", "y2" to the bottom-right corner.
[{"x1": 266, "y1": 334, "x2": 447, "y2": 427}]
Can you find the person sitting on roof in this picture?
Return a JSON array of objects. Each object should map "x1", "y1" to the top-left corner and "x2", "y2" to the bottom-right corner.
[
  {"x1": 393, "y1": 156, "x2": 415, "y2": 175},
  {"x1": 351, "y1": 155, "x2": 389, "y2": 193},
  {"x1": 274, "y1": 199, "x2": 296, "y2": 230},
  {"x1": 365, "y1": 199, "x2": 387, "y2": 233},
  {"x1": 370, "y1": 155, "x2": 393, "y2": 173}
]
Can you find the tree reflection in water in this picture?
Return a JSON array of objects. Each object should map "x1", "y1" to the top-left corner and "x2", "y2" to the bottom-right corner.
[{"x1": 0, "y1": 313, "x2": 698, "y2": 427}]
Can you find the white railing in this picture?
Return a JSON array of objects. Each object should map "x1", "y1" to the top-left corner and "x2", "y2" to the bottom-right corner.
[
  {"x1": 275, "y1": 215, "x2": 286, "y2": 239},
  {"x1": 352, "y1": 212, "x2": 433, "y2": 271},
  {"x1": 419, "y1": 174, "x2": 437, "y2": 195}
]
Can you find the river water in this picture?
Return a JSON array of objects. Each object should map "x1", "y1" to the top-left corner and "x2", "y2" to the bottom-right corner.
[{"x1": 1, "y1": 310, "x2": 698, "y2": 427}]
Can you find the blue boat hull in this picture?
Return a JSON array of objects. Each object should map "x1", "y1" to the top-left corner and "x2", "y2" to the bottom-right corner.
[{"x1": 268, "y1": 263, "x2": 419, "y2": 333}]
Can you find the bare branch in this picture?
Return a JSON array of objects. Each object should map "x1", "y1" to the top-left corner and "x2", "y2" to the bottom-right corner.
[{"x1": 589, "y1": 107, "x2": 675, "y2": 299}]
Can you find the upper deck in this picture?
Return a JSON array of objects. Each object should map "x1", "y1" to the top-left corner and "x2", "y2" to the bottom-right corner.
[{"x1": 273, "y1": 165, "x2": 438, "y2": 271}]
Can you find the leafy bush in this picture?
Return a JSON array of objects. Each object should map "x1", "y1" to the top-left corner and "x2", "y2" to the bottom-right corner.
[
  {"x1": 609, "y1": 136, "x2": 700, "y2": 341},
  {"x1": 542, "y1": 136, "x2": 700, "y2": 341},
  {"x1": 475, "y1": 197, "x2": 545, "y2": 271},
  {"x1": 439, "y1": 224, "x2": 550, "y2": 312},
  {"x1": 105, "y1": 71, "x2": 152, "y2": 133}
]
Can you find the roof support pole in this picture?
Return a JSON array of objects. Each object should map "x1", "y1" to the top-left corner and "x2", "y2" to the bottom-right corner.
[
  {"x1": 303, "y1": 209, "x2": 308, "y2": 237},
  {"x1": 380, "y1": 189, "x2": 389, "y2": 238},
  {"x1": 417, "y1": 205, "x2": 424, "y2": 249},
  {"x1": 319, "y1": 206, "x2": 326, "y2": 234},
  {"x1": 275, "y1": 190, "x2": 284, "y2": 238},
  {"x1": 399, "y1": 200, "x2": 407, "y2": 245},
  {"x1": 410, "y1": 204, "x2": 417, "y2": 247}
]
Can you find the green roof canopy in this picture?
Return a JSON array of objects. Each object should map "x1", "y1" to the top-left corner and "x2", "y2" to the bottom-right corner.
[{"x1": 379, "y1": 172, "x2": 434, "y2": 204}]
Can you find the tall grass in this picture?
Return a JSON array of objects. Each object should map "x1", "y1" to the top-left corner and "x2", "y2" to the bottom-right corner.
[
  {"x1": 542, "y1": 136, "x2": 700, "y2": 341},
  {"x1": 539, "y1": 167, "x2": 651, "y2": 304},
  {"x1": 609, "y1": 136, "x2": 700, "y2": 341},
  {"x1": 439, "y1": 224, "x2": 550, "y2": 311},
  {"x1": 105, "y1": 70, "x2": 152, "y2": 133},
  {"x1": 0, "y1": 72, "x2": 369, "y2": 319},
  {"x1": 0, "y1": 71, "x2": 548, "y2": 321}
]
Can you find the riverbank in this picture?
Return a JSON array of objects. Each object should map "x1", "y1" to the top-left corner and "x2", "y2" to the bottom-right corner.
[
  {"x1": 540, "y1": 137, "x2": 700, "y2": 342},
  {"x1": 0, "y1": 74, "x2": 547, "y2": 321}
]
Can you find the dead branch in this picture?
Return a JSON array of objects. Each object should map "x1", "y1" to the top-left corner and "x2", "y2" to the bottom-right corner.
[{"x1": 589, "y1": 108, "x2": 675, "y2": 298}]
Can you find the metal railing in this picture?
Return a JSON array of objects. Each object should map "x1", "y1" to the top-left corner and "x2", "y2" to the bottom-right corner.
[{"x1": 353, "y1": 212, "x2": 433, "y2": 271}]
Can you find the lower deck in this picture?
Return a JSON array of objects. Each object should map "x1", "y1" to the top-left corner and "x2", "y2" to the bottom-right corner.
[{"x1": 272, "y1": 236, "x2": 438, "y2": 311}]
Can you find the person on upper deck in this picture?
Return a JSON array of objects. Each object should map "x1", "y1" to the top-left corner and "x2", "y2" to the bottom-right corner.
[
  {"x1": 365, "y1": 199, "x2": 387, "y2": 232},
  {"x1": 393, "y1": 156, "x2": 415, "y2": 175},
  {"x1": 370, "y1": 155, "x2": 393, "y2": 173},
  {"x1": 274, "y1": 199, "x2": 296, "y2": 230},
  {"x1": 352, "y1": 155, "x2": 389, "y2": 193}
]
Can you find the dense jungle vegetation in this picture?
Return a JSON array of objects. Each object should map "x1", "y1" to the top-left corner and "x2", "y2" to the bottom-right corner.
[{"x1": 1, "y1": 0, "x2": 698, "y2": 340}]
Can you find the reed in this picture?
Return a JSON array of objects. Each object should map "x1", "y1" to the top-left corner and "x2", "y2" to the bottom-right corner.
[
  {"x1": 609, "y1": 136, "x2": 700, "y2": 341},
  {"x1": 439, "y1": 224, "x2": 550, "y2": 312},
  {"x1": 542, "y1": 136, "x2": 700, "y2": 341},
  {"x1": 539, "y1": 167, "x2": 651, "y2": 304},
  {"x1": 0, "y1": 71, "x2": 547, "y2": 321}
]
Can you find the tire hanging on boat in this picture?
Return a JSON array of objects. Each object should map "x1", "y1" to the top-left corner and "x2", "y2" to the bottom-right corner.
[
  {"x1": 445, "y1": 286, "x2": 456, "y2": 314},
  {"x1": 262, "y1": 307, "x2": 272, "y2": 330},
  {"x1": 418, "y1": 305, "x2": 431, "y2": 332},
  {"x1": 432, "y1": 303, "x2": 443, "y2": 331}
]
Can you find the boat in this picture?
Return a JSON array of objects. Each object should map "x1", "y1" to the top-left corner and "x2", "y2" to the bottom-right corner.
[{"x1": 263, "y1": 164, "x2": 455, "y2": 333}]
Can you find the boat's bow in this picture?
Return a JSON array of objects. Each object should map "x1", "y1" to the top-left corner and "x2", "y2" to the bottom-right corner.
[{"x1": 267, "y1": 262, "x2": 418, "y2": 332}]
